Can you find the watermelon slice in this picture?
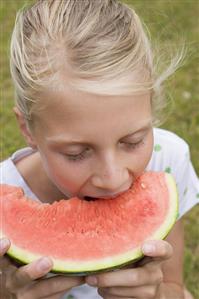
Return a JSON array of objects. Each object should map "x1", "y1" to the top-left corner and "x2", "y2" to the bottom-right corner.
[{"x1": 0, "y1": 172, "x2": 178, "y2": 275}]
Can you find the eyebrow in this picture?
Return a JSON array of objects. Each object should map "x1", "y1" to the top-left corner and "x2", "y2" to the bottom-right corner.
[{"x1": 46, "y1": 122, "x2": 152, "y2": 146}]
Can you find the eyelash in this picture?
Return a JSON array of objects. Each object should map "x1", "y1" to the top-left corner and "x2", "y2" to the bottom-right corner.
[
  {"x1": 66, "y1": 140, "x2": 144, "y2": 162},
  {"x1": 124, "y1": 140, "x2": 144, "y2": 150},
  {"x1": 66, "y1": 148, "x2": 91, "y2": 162}
]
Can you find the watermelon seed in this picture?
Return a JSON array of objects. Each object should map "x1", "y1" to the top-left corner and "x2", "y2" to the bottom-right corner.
[{"x1": 141, "y1": 183, "x2": 146, "y2": 189}]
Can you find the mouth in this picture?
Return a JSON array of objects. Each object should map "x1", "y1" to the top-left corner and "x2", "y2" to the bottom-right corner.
[
  {"x1": 82, "y1": 190, "x2": 128, "y2": 201},
  {"x1": 83, "y1": 196, "x2": 98, "y2": 202}
]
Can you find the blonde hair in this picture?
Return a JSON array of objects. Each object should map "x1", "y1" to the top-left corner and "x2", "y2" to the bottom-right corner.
[{"x1": 10, "y1": 0, "x2": 185, "y2": 125}]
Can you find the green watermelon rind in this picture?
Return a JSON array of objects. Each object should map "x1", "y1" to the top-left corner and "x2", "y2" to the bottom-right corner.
[{"x1": 3, "y1": 173, "x2": 178, "y2": 276}]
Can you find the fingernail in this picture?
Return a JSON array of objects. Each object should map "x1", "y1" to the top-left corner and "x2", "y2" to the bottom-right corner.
[
  {"x1": 142, "y1": 243, "x2": 156, "y2": 254},
  {"x1": 86, "y1": 276, "x2": 98, "y2": 286},
  {"x1": 38, "y1": 258, "x2": 51, "y2": 271},
  {"x1": 0, "y1": 238, "x2": 9, "y2": 251}
]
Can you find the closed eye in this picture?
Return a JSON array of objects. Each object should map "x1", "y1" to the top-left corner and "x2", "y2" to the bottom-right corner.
[
  {"x1": 64, "y1": 148, "x2": 91, "y2": 162},
  {"x1": 64, "y1": 140, "x2": 144, "y2": 162},
  {"x1": 121, "y1": 139, "x2": 144, "y2": 150}
]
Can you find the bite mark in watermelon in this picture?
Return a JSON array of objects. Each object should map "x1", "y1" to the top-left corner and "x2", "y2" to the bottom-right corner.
[{"x1": 0, "y1": 172, "x2": 178, "y2": 275}]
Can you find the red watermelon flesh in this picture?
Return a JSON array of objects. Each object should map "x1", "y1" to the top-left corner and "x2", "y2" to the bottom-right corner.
[{"x1": 0, "y1": 172, "x2": 178, "y2": 275}]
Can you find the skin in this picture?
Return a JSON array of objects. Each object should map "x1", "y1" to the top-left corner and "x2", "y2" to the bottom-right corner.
[{"x1": 0, "y1": 87, "x2": 190, "y2": 298}]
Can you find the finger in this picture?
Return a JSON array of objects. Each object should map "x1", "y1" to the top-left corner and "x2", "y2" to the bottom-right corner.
[
  {"x1": 24, "y1": 275, "x2": 84, "y2": 299},
  {"x1": 0, "y1": 238, "x2": 11, "y2": 256},
  {"x1": 98, "y1": 284, "x2": 158, "y2": 298},
  {"x1": 141, "y1": 240, "x2": 173, "y2": 264},
  {"x1": 98, "y1": 288, "x2": 128, "y2": 299},
  {"x1": 6, "y1": 256, "x2": 53, "y2": 290},
  {"x1": 0, "y1": 239, "x2": 16, "y2": 273},
  {"x1": 42, "y1": 290, "x2": 71, "y2": 299},
  {"x1": 0, "y1": 255, "x2": 16, "y2": 272},
  {"x1": 86, "y1": 266, "x2": 163, "y2": 288}
]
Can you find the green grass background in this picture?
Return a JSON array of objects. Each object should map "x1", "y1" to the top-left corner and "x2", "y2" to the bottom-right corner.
[{"x1": 0, "y1": 0, "x2": 199, "y2": 297}]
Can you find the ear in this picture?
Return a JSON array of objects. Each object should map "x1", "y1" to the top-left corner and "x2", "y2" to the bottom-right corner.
[{"x1": 13, "y1": 107, "x2": 37, "y2": 149}]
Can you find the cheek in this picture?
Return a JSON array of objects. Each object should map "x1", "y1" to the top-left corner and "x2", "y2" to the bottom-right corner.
[{"x1": 42, "y1": 152, "x2": 88, "y2": 188}]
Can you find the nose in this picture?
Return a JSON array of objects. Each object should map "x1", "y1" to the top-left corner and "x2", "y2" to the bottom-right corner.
[{"x1": 91, "y1": 154, "x2": 130, "y2": 192}]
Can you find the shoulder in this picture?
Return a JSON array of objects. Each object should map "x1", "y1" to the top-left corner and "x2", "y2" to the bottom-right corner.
[
  {"x1": 153, "y1": 128, "x2": 189, "y2": 155},
  {"x1": 150, "y1": 128, "x2": 199, "y2": 218},
  {"x1": 0, "y1": 154, "x2": 22, "y2": 185},
  {"x1": 147, "y1": 128, "x2": 190, "y2": 172},
  {"x1": 0, "y1": 147, "x2": 35, "y2": 185},
  {"x1": 0, "y1": 148, "x2": 40, "y2": 201}
]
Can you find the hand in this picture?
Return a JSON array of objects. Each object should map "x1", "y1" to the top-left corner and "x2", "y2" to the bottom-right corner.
[
  {"x1": 85, "y1": 240, "x2": 173, "y2": 299},
  {"x1": 0, "y1": 238, "x2": 85, "y2": 299}
]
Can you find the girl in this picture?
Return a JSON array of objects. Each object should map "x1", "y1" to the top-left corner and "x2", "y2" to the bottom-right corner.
[{"x1": 1, "y1": 0, "x2": 198, "y2": 298}]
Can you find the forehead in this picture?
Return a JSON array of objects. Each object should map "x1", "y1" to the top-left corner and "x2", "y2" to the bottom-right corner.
[{"x1": 35, "y1": 87, "x2": 152, "y2": 138}]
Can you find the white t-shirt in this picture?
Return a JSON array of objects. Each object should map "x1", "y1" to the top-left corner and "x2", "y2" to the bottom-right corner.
[{"x1": 1, "y1": 128, "x2": 199, "y2": 299}]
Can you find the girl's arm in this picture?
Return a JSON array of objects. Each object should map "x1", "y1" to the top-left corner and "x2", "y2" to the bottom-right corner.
[{"x1": 157, "y1": 218, "x2": 185, "y2": 298}]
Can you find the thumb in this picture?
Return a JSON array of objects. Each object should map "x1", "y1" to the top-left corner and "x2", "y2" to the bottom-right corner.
[
  {"x1": 139, "y1": 240, "x2": 173, "y2": 266},
  {"x1": 0, "y1": 238, "x2": 11, "y2": 256},
  {"x1": 0, "y1": 239, "x2": 16, "y2": 272}
]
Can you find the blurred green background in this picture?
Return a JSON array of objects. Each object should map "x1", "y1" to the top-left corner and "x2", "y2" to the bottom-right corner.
[{"x1": 0, "y1": 0, "x2": 199, "y2": 297}]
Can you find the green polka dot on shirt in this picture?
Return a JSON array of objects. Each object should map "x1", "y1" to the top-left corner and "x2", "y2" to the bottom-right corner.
[
  {"x1": 165, "y1": 167, "x2": 171, "y2": 173},
  {"x1": 67, "y1": 295, "x2": 75, "y2": 299},
  {"x1": 196, "y1": 193, "x2": 199, "y2": 199},
  {"x1": 154, "y1": 144, "x2": 162, "y2": 152},
  {"x1": 183, "y1": 187, "x2": 188, "y2": 196}
]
